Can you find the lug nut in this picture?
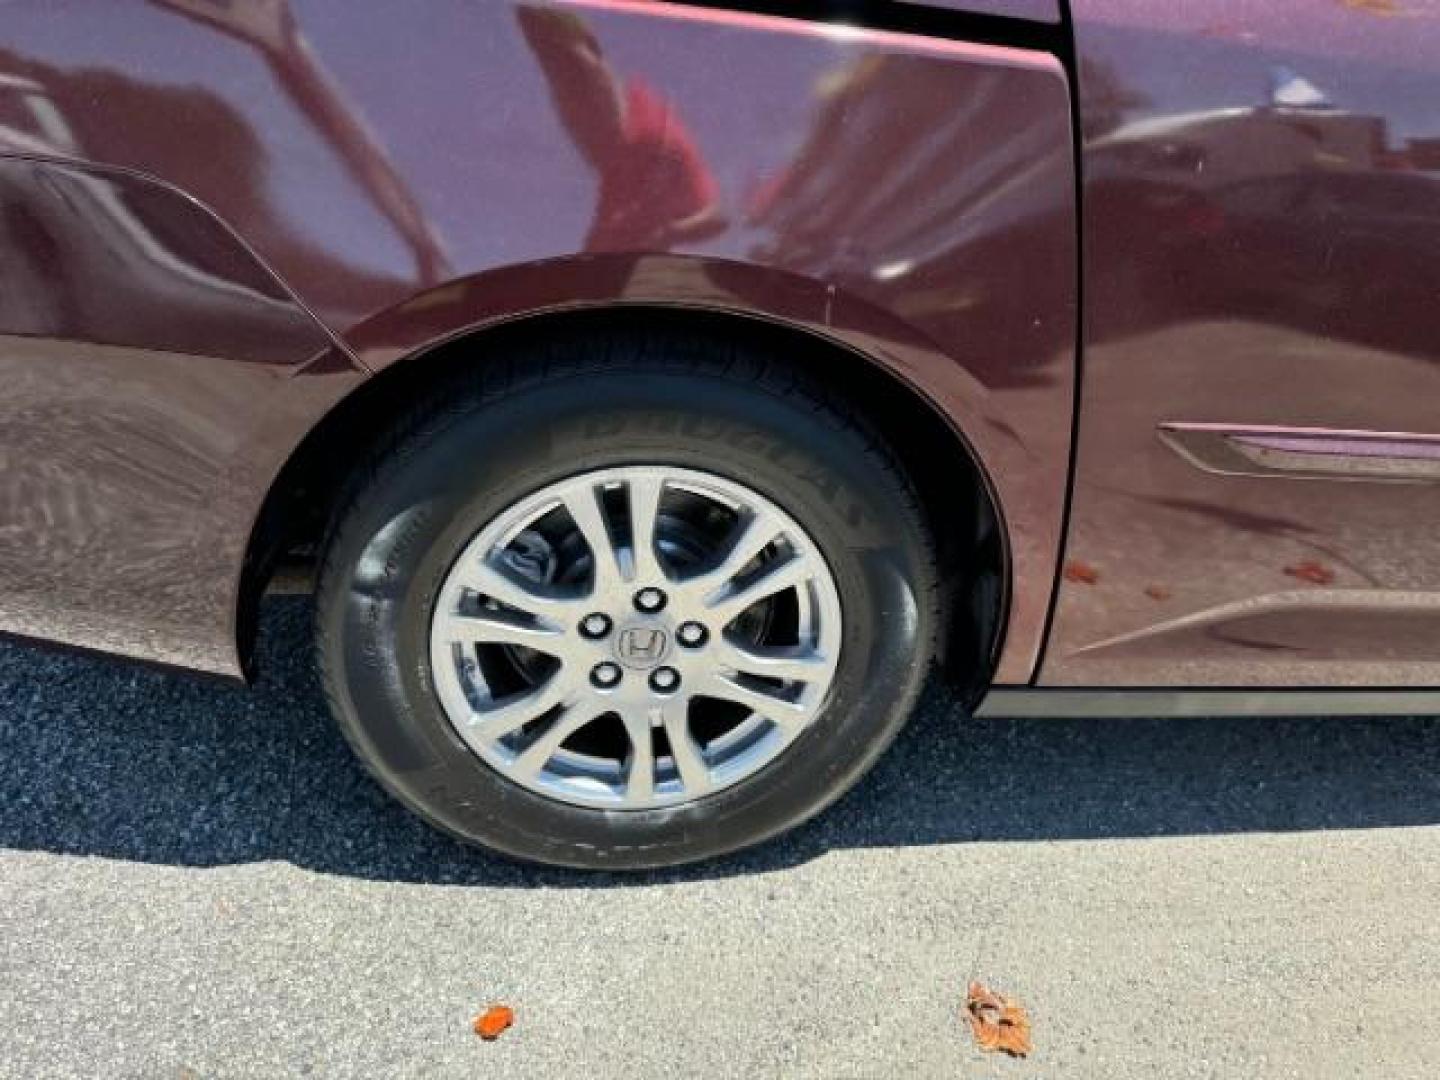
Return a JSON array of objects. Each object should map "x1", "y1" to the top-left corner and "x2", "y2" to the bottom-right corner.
[
  {"x1": 649, "y1": 666, "x2": 680, "y2": 693},
  {"x1": 580, "y1": 613, "x2": 612, "y2": 639},
  {"x1": 591, "y1": 662, "x2": 622, "y2": 689},
  {"x1": 634, "y1": 587, "x2": 667, "y2": 613},
  {"x1": 677, "y1": 621, "x2": 708, "y2": 648}
]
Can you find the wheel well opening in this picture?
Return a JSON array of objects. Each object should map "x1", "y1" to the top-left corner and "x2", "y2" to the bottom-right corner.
[{"x1": 240, "y1": 307, "x2": 1007, "y2": 696}]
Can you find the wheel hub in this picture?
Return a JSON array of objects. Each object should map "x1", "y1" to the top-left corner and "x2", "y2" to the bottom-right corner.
[{"x1": 613, "y1": 620, "x2": 672, "y2": 670}]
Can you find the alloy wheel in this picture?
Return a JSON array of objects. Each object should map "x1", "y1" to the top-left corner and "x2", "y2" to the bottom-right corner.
[{"x1": 428, "y1": 466, "x2": 843, "y2": 810}]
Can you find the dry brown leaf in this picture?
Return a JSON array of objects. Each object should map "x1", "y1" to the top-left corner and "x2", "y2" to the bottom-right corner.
[
  {"x1": 473, "y1": 1005, "x2": 514, "y2": 1041},
  {"x1": 1284, "y1": 560, "x2": 1336, "y2": 586},
  {"x1": 1063, "y1": 560, "x2": 1099, "y2": 585},
  {"x1": 965, "y1": 981, "x2": 1032, "y2": 1058},
  {"x1": 1144, "y1": 584, "x2": 1172, "y2": 601},
  {"x1": 1342, "y1": 0, "x2": 1404, "y2": 16}
]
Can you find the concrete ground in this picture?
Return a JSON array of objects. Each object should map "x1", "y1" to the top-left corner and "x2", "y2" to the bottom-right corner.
[{"x1": 2, "y1": 598, "x2": 1438, "y2": 1078}]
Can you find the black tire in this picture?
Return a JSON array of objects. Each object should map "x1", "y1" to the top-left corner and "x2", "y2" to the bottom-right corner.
[{"x1": 315, "y1": 331, "x2": 940, "y2": 869}]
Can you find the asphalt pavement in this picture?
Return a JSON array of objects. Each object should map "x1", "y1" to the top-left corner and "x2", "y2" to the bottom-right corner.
[{"x1": 2, "y1": 598, "x2": 1438, "y2": 1078}]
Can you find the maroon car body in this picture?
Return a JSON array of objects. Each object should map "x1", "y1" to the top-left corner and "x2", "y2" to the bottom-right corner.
[{"x1": 1, "y1": 0, "x2": 1437, "y2": 705}]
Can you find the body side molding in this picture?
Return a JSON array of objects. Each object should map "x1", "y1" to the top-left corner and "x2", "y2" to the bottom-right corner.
[
  {"x1": 979, "y1": 688, "x2": 1440, "y2": 717},
  {"x1": 1161, "y1": 423, "x2": 1440, "y2": 483}
]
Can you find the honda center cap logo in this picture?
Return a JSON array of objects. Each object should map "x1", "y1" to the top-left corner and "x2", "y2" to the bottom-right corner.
[{"x1": 615, "y1": 624, "x2": 672, "y2": 669}]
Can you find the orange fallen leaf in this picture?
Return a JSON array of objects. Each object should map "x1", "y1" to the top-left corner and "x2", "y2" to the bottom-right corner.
[
  {"x1": 1144, "y1": 584, "x2": 1172, "y2": 601},
  {"x1": 966, "y1": 981, "x2": 1031, "y2": 1058},
  {"x1": 1342, "y1": 0, "x2": 1404, "y2": 15},
  {"x1": 1063, "y1": 560, "x2": 1099, "y2": 585},
  {"x1": 1284, "y1": 560, "x2": 1335, "y2": 586},
  {"x1": 474, "y1": 1005, "x2": 514, "y2": 1041}
]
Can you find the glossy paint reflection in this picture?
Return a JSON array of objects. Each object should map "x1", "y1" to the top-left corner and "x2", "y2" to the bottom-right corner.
[
  {"x1": 0, "y1": 1, "x2": 1076, "y2": 679},
  {"x1": 0, "y1": 158, "x2": 347, "y2": 674},
  {"x1": 1047, "y1": 0, "x2": 1440, "y2": 685},
  {"x1": 517, "y1": 7, "x2": 727, "y2": 251}
]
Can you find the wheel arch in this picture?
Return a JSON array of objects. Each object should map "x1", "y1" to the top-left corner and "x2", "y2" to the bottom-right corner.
[{"x1": 240, "y1": 259, "x2": 1022, "y2": 694}]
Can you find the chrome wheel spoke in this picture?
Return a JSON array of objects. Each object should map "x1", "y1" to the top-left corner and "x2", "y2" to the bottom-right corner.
[
  {"x1": 718, "y1": 641, "x2": 830, "y2": 684},
  {"x1": 512, "y1": 704, "x2": 591, "y2": 779},
  {"x1": 562, "y1": 483, "x2": 623, "y2": 590},
  {"x1": 705, "y1": 553, "x2": 811, "y2": 625},
  {"x1": 659, "y1": 695, "x2": 711, "y2": 797},
  {"x1": 461, "y1": 558, "x2": 576, "y2": 620},
  {"x1": 625, "y1": 474, "x2": 666, "y2": 583},
  {"x1": 436, "y1": 610, "x2": 563, "y2": 652},
  {"x1": 681, "y1": 510, "x2": 781, "y2": 596},
  {"x1": 473, "y1": 674, "x2": 575, "y2": 739},
  {"x1": 622, "y1": 711, "x2": 657, "y2": 803},
  {"x1": 699, "y1": 672, "x2": 807, "y2": 728}
]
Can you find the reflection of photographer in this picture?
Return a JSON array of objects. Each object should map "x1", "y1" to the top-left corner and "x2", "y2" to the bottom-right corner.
[{"x1": 516, "y1": 6, "x2": 725, "y2": 251}]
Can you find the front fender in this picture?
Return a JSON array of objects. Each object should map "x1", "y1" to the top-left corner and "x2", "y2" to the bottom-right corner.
[{"x1": 336, "y1": 249, "x2": 1068, "y2": 685}]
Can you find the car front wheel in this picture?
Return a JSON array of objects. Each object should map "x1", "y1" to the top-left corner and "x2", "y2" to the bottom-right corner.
[{"x1": 316, "y1": 334, "x2": 940, "y2": 869}]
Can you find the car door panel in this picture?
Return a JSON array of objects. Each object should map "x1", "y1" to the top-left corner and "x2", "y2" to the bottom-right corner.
[{"x1": 1047, "y1": 0, "x2": 1440, "y2": 686}]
